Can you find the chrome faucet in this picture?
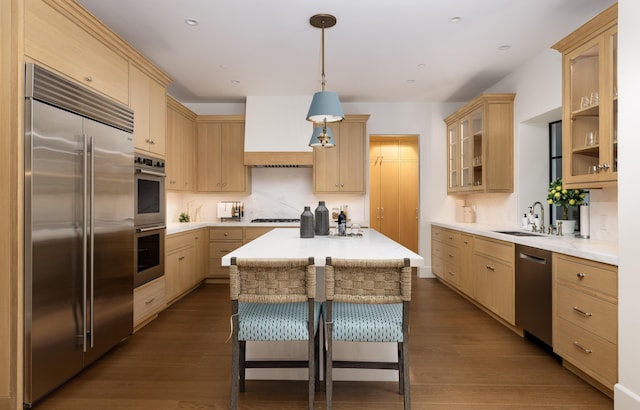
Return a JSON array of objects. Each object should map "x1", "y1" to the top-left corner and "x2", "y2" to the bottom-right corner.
[{"x1": 531, "y1": 201, "x2": 545, "y2": 234}]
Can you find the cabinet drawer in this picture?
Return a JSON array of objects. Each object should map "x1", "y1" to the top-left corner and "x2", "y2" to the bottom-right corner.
[
  {"x1": 431, "y1": 226, "x2": 445, "y2": 242},
  {"x1": 134, "y1": 277, "x2": 166, "y2": 327},
  {"x1": 444, "y1": 243, "x2": 461, "y2": 267},
  {"x1": 556, "y1": 284, "x2": 617, "y2": 343},
  {"x1": 442, "y1": 230, "x2": 461, "y2": 247},
  {"x1": 555, "y1": 317, "x2": 617, "y2": 388},
  {"x1": 431, "y1": 239, "x2": 444, "y2": 259},
  {"x1": 474, "y1": 236, "x2": 513, "y2": 264},
  {"x1": 555, "y1": 254, "x2": 617, "y2": 298},
  {"x1": 431, "y1": 255, "x2": 443, "y2": 277},
  {"x1": 209, "y1": 227, "x2": 243, "y2": 241},
  {"x1": 209, "y1": 241, "x2": 243, "y2": 257},
  {"x1": 166, "y1": 232, "x2": 193, "y2": 251}
]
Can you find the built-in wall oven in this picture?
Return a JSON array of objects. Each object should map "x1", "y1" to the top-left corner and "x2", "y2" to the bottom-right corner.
[{"x1": 134, "y1": 153, "x2": 166, "y2": 287}]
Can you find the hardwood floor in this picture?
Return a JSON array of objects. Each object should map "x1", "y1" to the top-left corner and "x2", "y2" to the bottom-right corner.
[{"x1": 35, "y1": 278, "x2": 613, "y2": 409}]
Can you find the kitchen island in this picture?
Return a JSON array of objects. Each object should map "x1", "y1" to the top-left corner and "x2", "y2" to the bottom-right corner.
[{"x1": 221, "y1": 228, "x2": 424, "y2": 382}]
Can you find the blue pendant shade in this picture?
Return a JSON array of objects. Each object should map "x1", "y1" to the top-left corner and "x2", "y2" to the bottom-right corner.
[
  {"x1": 309, "y1": 125, "x2": 335, "y2": 148},
  {"x1": 306, "y1": 91, "x2": 344, "y2": 123}
]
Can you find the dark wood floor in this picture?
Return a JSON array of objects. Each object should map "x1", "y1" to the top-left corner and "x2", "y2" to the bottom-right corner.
[{"x1": 35, "y1": 277, "x2": 613, "y2": 409}]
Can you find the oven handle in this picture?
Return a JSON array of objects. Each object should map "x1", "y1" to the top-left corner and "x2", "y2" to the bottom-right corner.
[
  {"x1": 136, "y1": 225, "x2": 166, "y2": 233},
  {"x1": 136, "y1": 168, "x2": 166, "y2": 178}
]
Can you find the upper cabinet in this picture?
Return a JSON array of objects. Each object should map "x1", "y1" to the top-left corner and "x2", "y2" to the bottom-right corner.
[
  {"x1": 166, "y1": 97, "x2": 196, "y2": 191},
  {"x1": 130, "y1": 64, "x2": 167, "y2": 156},
  {"x1": 24, "y1": 0, "x2": 129, "y2": 105},
  {"x1": 196, "y1": 116, "x2": 249, "y2": 193},
  {"x1": 313, "y1": 115, "x2": 369, "y2": 194},
  {"x1": 445, "y1": 94, "x2": 515, "y2": 194},
  {"x1": 553, "y1": 4, "x2": 617, "y2": 189}
]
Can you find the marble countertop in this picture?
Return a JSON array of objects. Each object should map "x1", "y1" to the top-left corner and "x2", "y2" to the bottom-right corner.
[
  {"x1": 431, "y1": 221, "x2": 618, "y2": 266},
  {"x1": 221, "y1": 228, "x2": 424, "y2": 267},
  {"x1": 166, "y1": 221, "x2": 300, "y2": 235}
]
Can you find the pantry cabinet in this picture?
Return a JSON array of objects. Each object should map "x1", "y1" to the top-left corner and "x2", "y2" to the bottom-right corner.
[
  {"x1": 130, "y1": 63, "x2": 167, "y2": 156},
  {"x1": 553, "y1": 253, "x2": 617, "y2": 393},
  {"x1": 552, "y1": 4, "x2": 617, "y2": 188},
  {"x1": 369, "y1": 136, "x2": 419, "y2": 252},
  {"x1": 166, "y1": 97, "x2": 196, "y2": 191},
  {"x1": 196, "y1": 116, "x2": 249, "y2": 192},
  {"x1": 313, "y1": 115, "x2": 369, "y2": 193},
  {"x1": 444, "y1": 94, "x2": 515, "y2": 194}
]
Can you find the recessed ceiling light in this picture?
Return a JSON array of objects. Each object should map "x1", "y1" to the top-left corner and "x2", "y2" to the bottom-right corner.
[
  {"x1": 406, "y1": 79, "x2": 415, "y2": 84},
  {"x1": 219, "y1": 64, "x2": 229, "y2": 70},
  {"x1": 184, "y1": 18, "x2": 199, "y2": 26},
  {"x1": 498, "y1": 45, "x2": 511, "y2": 51},
  {"x1": 417, "y1": 63, "x2": 426, "y2": 69},
  {"x1": 230, "y1": 80, "x2": 240, "y2": 85},
  {"x1": 449, "y1": 17, "x2": 462, "y2": 23}
]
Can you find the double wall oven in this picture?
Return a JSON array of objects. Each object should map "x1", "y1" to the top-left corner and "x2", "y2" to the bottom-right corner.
[{"x1": 134, "y1": 153, "x2": 166, "y2": 287}]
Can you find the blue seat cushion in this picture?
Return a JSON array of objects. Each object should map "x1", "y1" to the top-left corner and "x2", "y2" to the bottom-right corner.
[
  {"x1": 325, "y1": 302, "x2": 404, "y2": 343},
  {"x1": 238, "y1": 301, "x2": 321, "y2": 341}
]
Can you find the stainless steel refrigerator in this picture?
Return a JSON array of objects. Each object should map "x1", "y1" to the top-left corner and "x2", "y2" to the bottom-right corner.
[{"x1": 24, "y1": 64, "x2": 135, "y2": 407}]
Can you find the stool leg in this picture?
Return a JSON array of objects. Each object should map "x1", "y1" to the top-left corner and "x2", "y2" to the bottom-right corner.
[{"x1": 239, "y1": 341, "x2": 246, "y2": 392}]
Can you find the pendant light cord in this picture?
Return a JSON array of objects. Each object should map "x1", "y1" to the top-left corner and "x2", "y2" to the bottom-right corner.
[{"x1": 321, "y1": 18, "x2": 326, "y2": 92}]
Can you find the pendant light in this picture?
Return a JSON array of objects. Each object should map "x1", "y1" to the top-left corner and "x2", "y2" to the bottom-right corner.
[
  {"x1": 309, "y1": 119, "x2": 335, "y2": 148},
  {"x1": 307, "y1": 13, "x2": 344, "y2": 141}
]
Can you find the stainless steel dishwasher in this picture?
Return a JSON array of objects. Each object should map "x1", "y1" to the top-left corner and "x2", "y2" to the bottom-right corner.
[{"x1": 515, "y1": 244, "x2": 553, "y2": 347}]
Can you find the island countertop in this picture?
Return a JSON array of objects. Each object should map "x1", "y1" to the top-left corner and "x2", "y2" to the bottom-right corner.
[{"x1": 221, "y1": 228, "x2": 424, "y2": 267}]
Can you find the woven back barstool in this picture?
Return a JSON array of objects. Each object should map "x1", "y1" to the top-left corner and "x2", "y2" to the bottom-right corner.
[
  {"x1": 229, "y1": 257, "x2": 320, "y2": 410},
  {"x1": 323, "y1": 257, "x2": 411, "y2": 410}
]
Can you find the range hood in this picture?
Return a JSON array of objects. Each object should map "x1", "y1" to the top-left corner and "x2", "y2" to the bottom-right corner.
[{"x1": 244, "y1": 96, "x2": 314, "y2": 167}]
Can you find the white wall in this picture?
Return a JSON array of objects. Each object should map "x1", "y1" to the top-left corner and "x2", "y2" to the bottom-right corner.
[{"x1": 615, "y1": 0, "x2": 640, "y2": 407}]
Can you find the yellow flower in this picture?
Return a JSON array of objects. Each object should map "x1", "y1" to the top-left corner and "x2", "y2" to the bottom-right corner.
[
  {"x1": 569, "y1": 199, "x2": 576, "y2": 205},
  {"x1": 554, "y1": 192, "x2": 561, "y2": 199},
  {"x1": 547, "y1": 199, "x2": 553, "y2": 204},
  {"x1": 562, "y1": 189, "x2": 568, "y2": 194}
]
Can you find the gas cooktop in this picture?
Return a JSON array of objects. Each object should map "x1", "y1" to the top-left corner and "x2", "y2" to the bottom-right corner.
[{"x1": 251, "y1": 218, "x2": 300, "y2": 223}]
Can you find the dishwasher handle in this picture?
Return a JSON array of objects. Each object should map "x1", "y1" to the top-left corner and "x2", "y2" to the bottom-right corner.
[{"x1": 518, "y1": 252, "x2": 548, "y2": 265}]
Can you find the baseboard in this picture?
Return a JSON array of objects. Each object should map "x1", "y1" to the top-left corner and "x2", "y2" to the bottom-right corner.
[{"x1": 614, "y1": 383, "x2": 640, "y2": 409}]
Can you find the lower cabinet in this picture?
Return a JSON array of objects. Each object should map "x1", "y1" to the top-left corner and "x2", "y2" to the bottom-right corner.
[
  {"x1": 472, "y1": 236, "x2": 515, "y2": 325},
  {"x1": 208, "y1": 227, "x2": 243, "y2": 280},
  {"x1": 553, "y1": 253, "x2": 618, "y2": 393},
  {"x1": 166, "y1": 228, "x2": 207, "y2": 304},
  {"x1": 133, "y1": 276, "x2": 166, "y2": 331}
]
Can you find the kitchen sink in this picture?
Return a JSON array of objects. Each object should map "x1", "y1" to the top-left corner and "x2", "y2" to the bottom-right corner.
[{"x1": 494, "y1": 230, "x2": 545, "y2": 237}]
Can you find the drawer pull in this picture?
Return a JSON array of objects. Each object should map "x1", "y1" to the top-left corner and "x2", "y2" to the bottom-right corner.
[
  {"x1": 448, "y1": 253, "x2": 455, "y2": 258},
  {"x1": 572, "y1": 306, "x2": 593, "y2": 318},
  {"x1": 576, "y1": 272, "x2": 586, "y2": 279},
  {"x1": 447, "y1": 271, "x2": 455, "y2": 276},
  {"x1": 485, "y1": 265, "x2": 495, "y2": 271},
  {"x1": 573, "y1": 341, "x2": 593, "y2": 354},
  {"x1": 145, "y1": 297, "x2": 156, "y2": 305},
  {"x1": 448, "y1": 236, "x2": 453, "y2": 240}
]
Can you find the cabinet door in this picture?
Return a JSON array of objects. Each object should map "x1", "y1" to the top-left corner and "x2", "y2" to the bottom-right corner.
[
  {"x1": 447, "y1": 123, "x2": 459, "y2": 192},
  {"x1": 196, "y1": 123, "x2": 222, "y2": 191},
  {"x1": 458, "y1": 234, "x2": 474, "y2": 297},
  {"x1": 313, "y1": 122, "x2": 341, "y2": 192},
  {"x1": 220, "y1": 122, "x2": 246, "y2": 192},
  {"x1": 165, "y1": 250, "x2": 182, "y2": 302},
  {"x1": 130, "y1": 65, "x2": 151, "y2": 151},
  {"x1": 166, "y1": 106, "x2": 182, "y2": 190},
  {"x1": 398, "y1": 140, "x2": 419, "y2": 253},
  {"x1": 562, "y1": 28, "x2": 617, "y2": 187},
  {"x1": 338, "y1": 121, "x2": 365, "y2": 192},
  {"x1": 369, "y1": 141, "x2": 382, "y2": 231},
  {"x1": 193, "y1": 229, "x2": 207, "y2": 283},
  {"x1": 148, "y1": 78, "x2": 166, "y2": 156}
]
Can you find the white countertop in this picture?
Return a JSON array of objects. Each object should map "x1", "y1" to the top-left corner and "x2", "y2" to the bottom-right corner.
[
  {"x1": 431, "y1": 221, "x2": 618, "y2": 266},
  {"x1": 221, "y1": 228, "x2": 424, "y2": 267},
  {"x1": 166, "y1": 221, "x2": 300, "y2": 235}
]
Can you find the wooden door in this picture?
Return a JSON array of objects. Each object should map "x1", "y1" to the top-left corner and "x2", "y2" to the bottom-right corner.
[{"x1": 398, "y1": 138, "x2": 418, "y2": 252}]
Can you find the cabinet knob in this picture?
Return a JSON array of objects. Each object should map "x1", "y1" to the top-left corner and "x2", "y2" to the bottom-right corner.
[
  {"x1": 485, "y1": 265, "x2": 495, "y2": 271},
  {"x1": 85, "y1": 75, "x2": 93, "y2": 82},
  {"x1": 576, "y1": 272, "x2": 585, "y2": 279}
]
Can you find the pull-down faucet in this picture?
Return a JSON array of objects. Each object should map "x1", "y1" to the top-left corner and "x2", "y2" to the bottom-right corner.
[{"x1": 531, "y1": 201, "x2": 545, "y2": 233}]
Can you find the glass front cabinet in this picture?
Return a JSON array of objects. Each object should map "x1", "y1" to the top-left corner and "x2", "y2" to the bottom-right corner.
[
  {"x1": 445, "y1": 94, "x2": 515, "y2": 194},
  {"x1": 553, "y1": 4, "x2": 617, "y2": 188}
]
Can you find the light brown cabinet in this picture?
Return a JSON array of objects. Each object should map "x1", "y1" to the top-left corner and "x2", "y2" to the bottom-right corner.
[
  {"x1": 552, "y1": 4, "x2": 617, "y2": 188},
  {"x1": 24, "y1": 0, "x2": 130, "y2": 105},
  {"x1": 313, "y1": 115, "x2": 369, "y2": 193},
  {"x1": 165, "y1": 229, "x2": 206, "y2": 304},
  {"x1": 445, "y1": 94, "x2": 515, "y2": 193},
  {"x1": 472, "y1": 236, "x2": 515, "y2": 325},
  {"x1": 207, "y1": 227, "x2": 244, "y2": 280},
  {"x1": 166, "y1": 97, "x2": 196, "y2": 191},
  {"x1": 133, "y1": 276, "x2": 166, "y2": 331},
  {"x1": 553, "y1": 253, "x2": 617, "y2": 393},
  {"x1": 196, "y1": 116, "x2": 248, "y2": 192},
  {"x1": 369, "y1": 136, "x2": 419, "y2": 252},
  {"x1": 130, "y1": 63, "x2": 167, "y2": 156}
]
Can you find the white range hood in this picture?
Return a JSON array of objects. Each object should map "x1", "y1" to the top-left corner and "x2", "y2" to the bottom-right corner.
[{"x1": 243, "y1": 96, "x2": 314, "y2": 167}]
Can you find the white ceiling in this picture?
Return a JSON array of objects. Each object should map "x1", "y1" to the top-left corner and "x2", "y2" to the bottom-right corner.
[{"x1": 77, "y1": 0, "x2": 615, "y2": 104}]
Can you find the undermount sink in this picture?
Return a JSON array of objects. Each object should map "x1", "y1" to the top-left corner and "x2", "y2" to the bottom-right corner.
[{"x1": 494, "y1": 230, "x2": 545, "y2": 237}]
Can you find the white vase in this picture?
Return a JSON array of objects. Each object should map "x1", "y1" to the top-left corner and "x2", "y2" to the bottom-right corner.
[{"x1": 556, "y1": 219, "x2": 576, "y2": 235}]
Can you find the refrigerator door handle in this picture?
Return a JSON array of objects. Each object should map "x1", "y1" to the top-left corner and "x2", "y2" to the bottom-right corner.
[
  {"x1": 89, "y1": 135, "x2": 95, "y2": 348},
  {"x1": 82, "y1": 134, "x2": 89, "y2": 353}
]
